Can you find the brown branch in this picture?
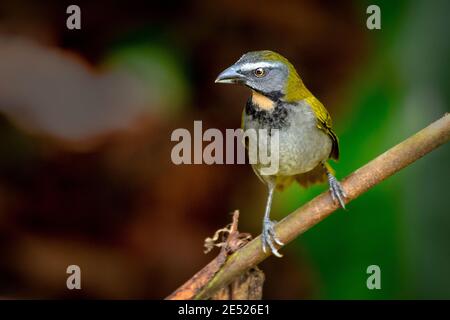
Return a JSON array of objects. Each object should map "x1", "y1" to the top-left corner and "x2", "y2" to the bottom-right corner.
[{"x1": 167, "y1": 114, "x2": 450, "y2": 300}]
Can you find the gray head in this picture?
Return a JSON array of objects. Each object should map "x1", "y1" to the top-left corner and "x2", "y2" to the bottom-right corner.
[{"x1": 215, "y1": 50, "x2": 303, "y2": 101}]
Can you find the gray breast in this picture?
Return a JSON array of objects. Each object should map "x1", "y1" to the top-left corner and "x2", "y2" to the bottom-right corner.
[{"x1": 244, "y1": 100, "x2": 332, "y2": 177}]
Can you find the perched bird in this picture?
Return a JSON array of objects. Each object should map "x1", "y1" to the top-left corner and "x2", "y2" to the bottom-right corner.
[{"x1": 215, "y1": 50, "x2": 346, "y2": 257}]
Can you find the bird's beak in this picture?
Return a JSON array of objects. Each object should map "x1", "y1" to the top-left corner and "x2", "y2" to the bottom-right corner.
[{"x1": 215, "y1": 66, "x2": 244, "y2": 84}]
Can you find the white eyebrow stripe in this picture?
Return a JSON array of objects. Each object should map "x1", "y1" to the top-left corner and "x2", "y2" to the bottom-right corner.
[{"x1": 239, "y1": 61, "x2": 280, "y2": 71}]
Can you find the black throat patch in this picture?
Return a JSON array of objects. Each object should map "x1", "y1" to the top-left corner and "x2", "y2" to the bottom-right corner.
[{"x1": 245, "y1": 96, "x2": 291, "y2": 129}]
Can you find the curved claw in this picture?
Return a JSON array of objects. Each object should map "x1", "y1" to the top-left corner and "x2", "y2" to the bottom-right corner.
[
  {"x1": 262, "y1": 219, "x2": 283, "y2": 258},
  {"x1": 272, "y1": 235, "x2": 284, "y2": 247},
  {"x1": 329, "y1": 178, "x2": 346, "y2": 209},
  {"x1": 267, "y1": 238, "x2": 283, "y2": 258},
  {"x1": 267, "y1": 221, "x2": 284, "y2": 246}
]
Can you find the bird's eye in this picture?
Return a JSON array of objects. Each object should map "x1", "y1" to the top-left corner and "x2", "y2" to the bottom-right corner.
[{"x1": 254, "y1": 67, "x2": 265, "y2": 78}]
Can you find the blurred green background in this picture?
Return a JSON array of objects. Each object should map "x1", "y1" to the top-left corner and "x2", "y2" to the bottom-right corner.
[{"x1": 0, "y1": 0, "x2": 448, "y2": 299}]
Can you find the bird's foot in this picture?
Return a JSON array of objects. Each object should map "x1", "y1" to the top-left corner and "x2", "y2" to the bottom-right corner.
[
  {"x1": 328, "y1": 175, "x2": 347, "y2": 209},
  {"x1": 262, "y1": 218, "x2": 284, "y2": 257}
]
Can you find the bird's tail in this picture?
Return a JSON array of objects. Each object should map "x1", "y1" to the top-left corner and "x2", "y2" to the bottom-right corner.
[{"x1": 294, "y1": 162, "x2": 334, "y2": 188}]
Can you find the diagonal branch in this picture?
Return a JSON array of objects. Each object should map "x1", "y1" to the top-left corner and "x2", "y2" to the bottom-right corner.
[{"x1": 167, "y1": 113, "x2": 450, "y2": 300}]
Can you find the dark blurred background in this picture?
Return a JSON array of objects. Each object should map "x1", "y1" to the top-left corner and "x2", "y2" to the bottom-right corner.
[{"x1": 0, "y1": 0, "x2": 448, "y2": 299}]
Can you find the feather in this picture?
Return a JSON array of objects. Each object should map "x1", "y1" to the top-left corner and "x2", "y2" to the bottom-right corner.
[{"x1": 304, "y1": 95, "x2": 340, "y2": 160}]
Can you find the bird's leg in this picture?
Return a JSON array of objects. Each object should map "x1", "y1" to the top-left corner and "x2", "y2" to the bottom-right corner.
[
  {"x1": 323, "y1": 163, "x2": 347, "y2": 209},
  {"x1": 261, "y1": 184, "x2": 284, "y2": 257}
]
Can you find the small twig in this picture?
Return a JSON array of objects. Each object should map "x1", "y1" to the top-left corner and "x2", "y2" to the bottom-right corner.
[
  {"x1": 204, "y1": 210, "x2": 251, "y2": 254},
  {"x1": 166, "y1": 210, "x2": 251, "y2": 299},
  {"x1": 167, "y1": 114, "x2": 450, "y2": 300}
]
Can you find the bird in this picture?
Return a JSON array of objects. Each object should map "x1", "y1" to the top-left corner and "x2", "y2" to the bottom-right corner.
[{"x1": 215, "y1": 50, "x2": 347, "y2": 257}]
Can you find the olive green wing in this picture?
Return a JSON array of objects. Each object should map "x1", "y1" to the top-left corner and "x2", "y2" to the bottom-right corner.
[{"x1": 305, "y1": 96, "x2": 339, "y2": 161}]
